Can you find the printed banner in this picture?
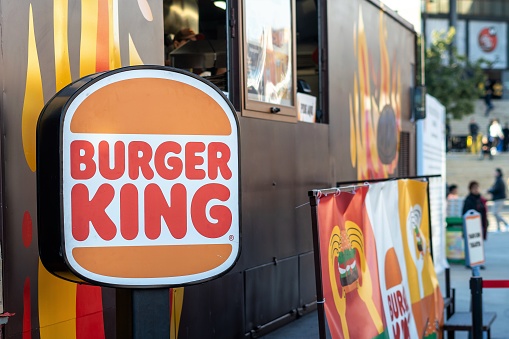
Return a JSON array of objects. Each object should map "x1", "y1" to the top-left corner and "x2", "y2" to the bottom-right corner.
[
  {"x1": 366, "y1": 182, "x2": 419, "y2": 339},
  {"x1": 316, "y1": 186, "x2": 387, "y2": 339},
  {"x1": 397, "y1": 180, "x2": 444, "y2": 338},
  {"x1": 315, "y1": 180, "x2": 444, "y2": 339}
]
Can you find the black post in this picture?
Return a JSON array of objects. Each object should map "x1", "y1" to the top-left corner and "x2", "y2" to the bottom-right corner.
[
  {"x1": 470, "y1": 276, "x2": 483, "y2": 339},
  {"x1": 425, "y1": 178, "x2": 434, "y2": 262},
  {"x1": 445, "y1": 268, "x2": 451, "y2": 297},
  {"x1": 309, "y1": 192, "x2": 327, "y2": 339},
  {"x1": 445, "y1": 268, "x2": 452, "y2": 318},
  {"x1": 116, "y1": 288, "x2": 170, "y2": 339},
  {"x1": 449, "y1": 0, "x2": 457, "y2": 49}
]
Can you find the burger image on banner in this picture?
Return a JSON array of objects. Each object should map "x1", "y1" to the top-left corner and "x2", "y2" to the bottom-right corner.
[
  {"x1": 337, "y1": 229, "x2": 359, "y2": 293},
  {"x1": 37, "y1": 66, "x2": 240, "y2": 288},
  {"x1": 384, "y1": 248, "x2": 415, "y2": 339}
]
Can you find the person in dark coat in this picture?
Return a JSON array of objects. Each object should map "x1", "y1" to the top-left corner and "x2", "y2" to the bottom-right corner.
[
  {"x1": 487, "y1": 168, "x2": 508, "y2": 232},
  {"x1": 503, "y1": 122, "x2": 509, "y2": 152},
  {"x1": 463, "y1": 181, "x2": 488, "y2": 240}
]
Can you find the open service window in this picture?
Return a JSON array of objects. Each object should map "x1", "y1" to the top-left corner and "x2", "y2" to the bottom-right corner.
[
  {"x1": 242, "y1": 0, "x2": 297, "y2": 120},
  {"x1": 163, "y1": 0, "x2": 228, "y2": 93},
  {"x1": 296, "y1": 0, "x2": 327, "y2": 123}
]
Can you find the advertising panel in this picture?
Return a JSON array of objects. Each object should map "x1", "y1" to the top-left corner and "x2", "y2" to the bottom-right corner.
[
  {"x1": 315, "y1": 180, "x2": 444, "y2": 338},
  {"x1": 417, "y1": 94, "x2": 447, "y2": 274},
  {"x1": 37, "y1": 66, "x2": 240, "y2": 287},
  {"x1": 469, "y1": 21, "x2": 507, "y2": 69},
  {"x1": 463, "y1": 210, "x2": 485, "y2": 267}
]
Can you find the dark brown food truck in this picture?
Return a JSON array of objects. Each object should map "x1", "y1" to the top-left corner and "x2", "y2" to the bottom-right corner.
[{"x1": 0, "y1": 0, "x2": 417, "y2": 337}]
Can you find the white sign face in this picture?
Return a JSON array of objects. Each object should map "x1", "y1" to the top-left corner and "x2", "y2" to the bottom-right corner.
[
  {"x1": 417, "y1": 94, "x2": 447, "y2": 274},
  {"x1": 61, "y1": 68, "x2": 240, "y2": 287},
  {"x1": 464, "y1": 210, "x2": 485, "y2": 266},
  {"x1": 469, "y1": 21, "x2": 507, "y2": 69},
  {"x1": 297, "y1": 93, "x2": 317, "y2": 123}
]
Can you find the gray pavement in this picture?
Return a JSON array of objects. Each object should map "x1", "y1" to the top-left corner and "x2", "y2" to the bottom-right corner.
[{"x1": 263, "y1": 207, "x2": 509, "y2": 339}]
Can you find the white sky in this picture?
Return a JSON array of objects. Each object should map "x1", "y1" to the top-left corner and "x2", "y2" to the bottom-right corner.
[{"x1": 380, "y1": 0, "x2": 422, "y2": 34}]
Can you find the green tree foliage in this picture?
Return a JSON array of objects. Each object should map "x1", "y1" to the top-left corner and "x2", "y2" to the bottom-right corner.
[{"x1": 424, "y1": 28, "x2": 488, "y2": 119}]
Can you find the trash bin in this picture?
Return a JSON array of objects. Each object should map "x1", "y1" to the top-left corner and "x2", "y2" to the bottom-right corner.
[{"x1": 446, "y1": 217, "x2": 465, "y2": 264}]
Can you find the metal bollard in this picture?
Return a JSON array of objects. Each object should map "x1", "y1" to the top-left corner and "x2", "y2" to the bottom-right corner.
[{"x1": 470, "y1": 276, "x2": 483, "y2": 338}]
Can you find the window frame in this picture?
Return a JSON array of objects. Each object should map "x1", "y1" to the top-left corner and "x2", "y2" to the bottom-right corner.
[{"x1": 240, "y1": 0, "x2": 298, "y2": 121}]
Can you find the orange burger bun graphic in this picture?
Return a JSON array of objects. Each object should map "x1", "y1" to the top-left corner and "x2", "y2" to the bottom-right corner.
[
  {"x1": 384, "y1": 248, "x2": 402, "y2": 289},
  {"x1": 70, "y1": 78, "x2": 232, "y2": 136},
  {"x1": 37, "y1": 67, "x2": 240, "y2": 287}
]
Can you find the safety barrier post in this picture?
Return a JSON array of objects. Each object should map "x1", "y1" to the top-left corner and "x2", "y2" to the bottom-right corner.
[{"x1": 470, "y1": 276, "x2": 483, "y2": 338}]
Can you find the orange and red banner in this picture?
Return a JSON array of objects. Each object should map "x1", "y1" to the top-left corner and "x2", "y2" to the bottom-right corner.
[{"x1": 316, "y1": 180, "x2": 443, "y2": 339}]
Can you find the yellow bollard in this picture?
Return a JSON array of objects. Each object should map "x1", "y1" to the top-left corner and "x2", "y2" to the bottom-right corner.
[{"x1": 469, "y1": 134, "x2": 482, "y2": 154}]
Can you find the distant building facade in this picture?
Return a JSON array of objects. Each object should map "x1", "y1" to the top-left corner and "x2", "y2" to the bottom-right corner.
[{"x1": 423, "y1": 0, "x2": 509, "y2": 99}]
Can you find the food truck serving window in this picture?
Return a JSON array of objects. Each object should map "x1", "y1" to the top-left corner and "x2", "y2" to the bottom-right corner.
[
  {"x1": 243, "y1": 0, "x2": 296, "y2": 119},
  {"x1": 164, "y1": 0, "x2": 228, "y2": 93}
]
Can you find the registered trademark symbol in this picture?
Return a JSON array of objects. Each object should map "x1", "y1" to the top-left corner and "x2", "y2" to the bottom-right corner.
[{"x1": 229, "y1": 235, "x2": 234, "y2": 241}]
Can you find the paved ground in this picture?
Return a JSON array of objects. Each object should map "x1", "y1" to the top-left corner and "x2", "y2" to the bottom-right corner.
[
  {"x1": 446, "y1": 151, "x2": 509, "y2": 200},
  {"x1": 263, "y1": 206, "x2": 509, "y2": 339}
]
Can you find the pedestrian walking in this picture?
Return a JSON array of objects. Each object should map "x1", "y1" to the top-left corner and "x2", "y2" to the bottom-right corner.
[
  {"x1": 503, "y1": 122, "x2": 509, "y2": 152},
  {"x1": 487, "y1": 168, "x2": 508, "y2": 232},
  {"x1": 488, "y1": 119, "x2": 504, "y2": 155}
]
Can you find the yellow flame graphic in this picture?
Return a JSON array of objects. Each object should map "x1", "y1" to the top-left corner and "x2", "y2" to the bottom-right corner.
[
  {"x1": 38, "y1": 261, "x2": 77, "y2": 339},
  {"x1": 80, "y1": 0, "x2": 98, "y2": 76},
  {"x1": 21, "y1": 5, "x2": 44, "y2": 172},
  {"x1": 30, "y1": 0, "x2": 149, "y2": 337},
  {"x1": 129, "y1": 34, "x2": 144, "y2": 65},
  {"x1": 54, "y1": 0, "x2": 72, "y2": 91},
  {"x1": 171, "y1": 288, "x2": 184, "y2": 339},
  {"x1": 110, "y1": 0, "x2": 121, "y2": 69},
  {"x1": 350, "y1": 8, "x2": 401, "y2": 180}
]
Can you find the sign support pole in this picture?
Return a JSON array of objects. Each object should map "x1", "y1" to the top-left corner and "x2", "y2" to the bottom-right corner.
[
  {"x1": 470, "y1": 276, "x2": 483, "y2": 338},
  {"x1": 309, "y1": 192, "x2": 327, "y2": 339},
  {"x1": 116, "y1": 289, "x2": 170, "y2": 339}
]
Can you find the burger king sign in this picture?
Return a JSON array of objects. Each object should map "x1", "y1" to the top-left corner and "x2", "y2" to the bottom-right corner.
[{"x1": 37, "y1": 66, "x2": 240, "y2": 287}]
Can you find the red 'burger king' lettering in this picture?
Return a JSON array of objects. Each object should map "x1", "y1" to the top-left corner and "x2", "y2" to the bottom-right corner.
[
  {"x1": 72, "y1": 184, "x2": 117, "y2": 241},
  {"x1": 70, "y1": 140, "x2": 232, "y2": 180},
  {"x1": 208, "y1": 142, "x2": 232, "y2": 180},
  {"x1": 185, "y1": 142, "x2": 206, "y2": 180},
  {"x1": 144, "y1": 183, "x2": 187, "y2": 240},
  {"x1": 120, "y1": 184, "x2": 138, "y2": 240},
  {"x1": 192, "y1": 183, "x2": 232, "y2": 238},
  {"x1": 129, "y1": 141, "x2": 155, "y2": 180},
  {"x1": 154, "y1": 141, "x2": 182, "y2": 180},
  {"x1": 70, "y1": 181, "x2": 232, "y2": 242},
  {"x1": 71, "y1": 140, "x2": 96, "y2": 180},
  {"x1": 99, "y1": 141, "x2": 125, "y2": 180}
]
